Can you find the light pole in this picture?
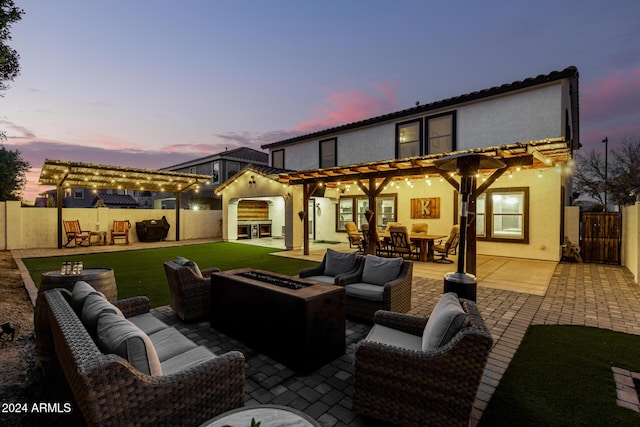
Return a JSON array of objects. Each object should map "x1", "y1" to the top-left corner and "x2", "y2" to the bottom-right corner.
[{"x1": 602, "y1": 137, "x2": 608, "y2": 212}]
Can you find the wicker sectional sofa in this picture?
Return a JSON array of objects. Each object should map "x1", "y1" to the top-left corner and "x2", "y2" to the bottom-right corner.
[{"x1": 42, "y1": 282, "x2": 245, "y2": 426}]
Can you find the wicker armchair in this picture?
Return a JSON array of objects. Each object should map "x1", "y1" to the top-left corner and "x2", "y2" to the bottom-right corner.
[
  {"x1": 44, "y1": 288, "x2": 245, "y2": 426},
  {"x1": 344, "y1": 256, "x2": 413, "y2": 322},
  {"x1": 298, "y1": 249, "x2": 364, "y2": 285},
  {"x1": 353, "y1": 299, "x2": 493, "y2": 426},
  {"x1": 163, "y1": 260, "x2": 220, "y2": 321}
]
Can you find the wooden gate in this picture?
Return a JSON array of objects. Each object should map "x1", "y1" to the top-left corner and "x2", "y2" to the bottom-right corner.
[{"x1": 580, "y1": 212, "x2": 621, "y2": 264}]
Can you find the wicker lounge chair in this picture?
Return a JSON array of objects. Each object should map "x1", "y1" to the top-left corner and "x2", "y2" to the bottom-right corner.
[
  {"x1": 163, "y1": 258, "x2": 220, "y2": 321},
  {"x1": 343, "y1": 255, "x2": 413, "y2": 321},
  {"x1": 354, "y1": 296, "x2": 493, "y2": 426}
]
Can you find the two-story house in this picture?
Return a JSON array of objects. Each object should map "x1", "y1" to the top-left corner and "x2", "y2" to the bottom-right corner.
[
  {"x1": 216, "y1": 66, "x2": 580, "y2": 262},
  {"x1": 159, "y1": 147, "x2": 269, "y2": 210}
]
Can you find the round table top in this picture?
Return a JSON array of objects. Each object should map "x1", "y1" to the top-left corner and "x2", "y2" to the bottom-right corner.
[
  {"x1": 43, "y1": 268, "x2": 113, "y2": 278},
  {"x1": 200, "y1": 405, "x2": 320, "y2": 427}
]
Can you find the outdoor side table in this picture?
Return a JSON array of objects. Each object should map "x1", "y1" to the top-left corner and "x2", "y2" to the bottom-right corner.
[
  {"x1": 199, "y1": 404, "x2": 320, "y2": 427},
  {"x1": 90, "y1": 231, "x2": 107, "y2": 245}
]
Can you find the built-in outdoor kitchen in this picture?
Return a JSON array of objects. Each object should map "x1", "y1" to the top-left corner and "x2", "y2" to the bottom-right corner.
[{"x1": 236, "y1": 200, "x2": 273, "y2": 240}]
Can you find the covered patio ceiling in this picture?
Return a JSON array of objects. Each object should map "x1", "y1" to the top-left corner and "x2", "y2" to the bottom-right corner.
[
  {"x1": 274, "y1": 138, "x2": 573, "y2": 186},
  {"x1": 38, "y1": 159, "x2": 212, "y2": 248}
]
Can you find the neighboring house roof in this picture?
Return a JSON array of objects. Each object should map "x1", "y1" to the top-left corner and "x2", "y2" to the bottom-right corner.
[
  {"x1": 163, "y1": 147, "x2": 269, "y2": 170},
  {"x1": 93, "y1": 194, "x2": 139, "y2": 207},
  {"x1": 262, "y1": 66, "x2": 579, "y2": 149}
]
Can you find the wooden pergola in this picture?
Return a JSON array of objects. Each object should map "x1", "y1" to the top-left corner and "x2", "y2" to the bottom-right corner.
[
  {"x1": 274, "y1": 138, "x2": 573, "y2": 274},
  {"x1": 38, "y1": 159, "x2": 212, "y2": 248}
]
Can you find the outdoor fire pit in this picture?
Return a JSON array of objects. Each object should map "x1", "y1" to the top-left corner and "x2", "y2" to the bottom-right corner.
[{"x1": 210, "y1": 268, "x2": 346, "y2": 373}]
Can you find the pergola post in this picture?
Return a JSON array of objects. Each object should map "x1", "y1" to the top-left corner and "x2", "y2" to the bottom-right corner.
[
  {"x1": 57, "y1": 185, "x2": 63, "y2": 249},
  {"x1": 175, "y1": 191, "x2": 181, "y2": 241}
]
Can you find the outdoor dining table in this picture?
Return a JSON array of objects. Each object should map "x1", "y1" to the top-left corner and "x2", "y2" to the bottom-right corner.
[{"x1": 379, "y1": 232, "x2": 446, "y2": 262}]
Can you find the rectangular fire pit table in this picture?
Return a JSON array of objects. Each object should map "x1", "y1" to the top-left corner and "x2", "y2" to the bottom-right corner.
[{"x1": 210, "y1": 268, "x2": 346, "y2": 373}]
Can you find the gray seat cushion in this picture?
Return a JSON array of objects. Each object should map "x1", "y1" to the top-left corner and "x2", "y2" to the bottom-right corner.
[
  {"x1": 97, "y1": 312, "x2": 162, "y2": 376},
  {"x1": 364, "y1": 324, "x2": 422, "y2": 351},
  {"x1": 161, "y1": 346, "x2": 217, "y2": 376},
  {"x1": 128, "y1": 313, "x2": 168, "y2": 335},
  {"x1": 361, "y1": 255, "x2": 403, "y2": 285},
  {"x1": 345, "y1": 283, "x2": 384, "y2": 301},
  {"x1": 422, "y1": 292, "x2": 467, "y2": 350},
  {"x1": 149, "y1": 327, "x2": 198, "y2": 362},
  {"x1": 305, "y1": 275, "x2": 336, "y2": 285},
  {"x1": 324, "y1": 249, "x2": 356, "y2": 276}
]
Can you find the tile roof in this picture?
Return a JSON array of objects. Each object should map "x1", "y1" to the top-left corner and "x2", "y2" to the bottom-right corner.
[
  {"x1": 163, "y1": 147, "x2": 268, "y2": 171},
  {"x1": 94, "y1": 194, "x2": 139, "y2": 206},
  {"x1": 261, "y1": 66, "x2": 579, "y2": 149}
]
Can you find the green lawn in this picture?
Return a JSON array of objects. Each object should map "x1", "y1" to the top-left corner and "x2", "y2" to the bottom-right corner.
[
  {"x1": 480, "y1": 325, "x2": 640, "y2": 426},
  {"x1": 23, "y1": 242, "x2": 318, "y2": 308}
]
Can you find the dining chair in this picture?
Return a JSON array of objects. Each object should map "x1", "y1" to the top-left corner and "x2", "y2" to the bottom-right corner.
[
  {"x1": 388, "y1": 225, "x2": 420, "y2": 260},
  {"x1": 433, "y1": 225, "x2": 460, "y2": 263}
]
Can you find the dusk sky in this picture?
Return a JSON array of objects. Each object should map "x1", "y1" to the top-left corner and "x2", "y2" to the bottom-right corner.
[{"x1": 2, "y1": 1, "x2": 640, "y2": 201}]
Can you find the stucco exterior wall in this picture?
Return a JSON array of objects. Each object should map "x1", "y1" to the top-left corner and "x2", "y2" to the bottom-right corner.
[
  {"x1": 0, "y1": 201, "x2": 221, "y2": 250},
  {"x1": 457, "y1": 84, "x2": 562, "y2": 150},
  {"x1": 278, "y1": 81, "x2": 565, "y2": 171}
]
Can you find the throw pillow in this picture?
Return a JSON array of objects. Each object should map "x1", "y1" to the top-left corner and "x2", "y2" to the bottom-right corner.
[
  {"x1": 97, "y1": 312, "x2": 162, "y2": 376},
  {"x1": 174, "y1": 256, "x2": 203, "y2": 278},
  {"x1": 422, "y1": 292, "x2": 467, "y2": 351},
  {"x1": 70, "y1": 281, "x2": 97, "y2": 313},
  {"x1": 324, "y1": 249, "x2": 356, "y2": 277},
  {"x1": 81, "y1": 293, "x2": 123, "y2": 338},
  {"x1": 361, "y1": 255, "x2": 403, "y2": 286}
]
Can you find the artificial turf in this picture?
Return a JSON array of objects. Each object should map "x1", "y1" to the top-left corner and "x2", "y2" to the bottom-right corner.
[
  {"x1": 480, "y1": 325, "x2": 640, "y2": 426},
  {"x1": 23, "y1": 242, "x2": 318, "y2": 308}
]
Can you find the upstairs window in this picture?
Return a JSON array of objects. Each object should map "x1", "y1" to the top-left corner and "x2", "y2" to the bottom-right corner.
[
  {"x1": 272, "y1": 149, "x2": 284, "y2": 169},
  {"x1": 396, "y1": 120, "x2": 421, "y2": 159},
  {"x1": 319, "y1": 138, "x2": 337, "y2": 168},
  {"x1": 212, "y1": 161, "x2": 220, "y2": 185},
  {"x1": 74, "y1": 188, "x2": 84, "y2": 199},
  {"x1": 226, "y1": 161, "x2": 240, "y2": 180},
  {"x1": 426, "y1": 112, "x2": 455, "y2": 154}
]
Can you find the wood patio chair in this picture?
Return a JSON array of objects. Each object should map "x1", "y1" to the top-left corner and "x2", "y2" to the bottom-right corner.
[
  {"x1": 110, "y1": 220, "x2": 131, "y2": 245},
  {"x1": 62, "y1": 220, "x2": 91, "y2": 247}
]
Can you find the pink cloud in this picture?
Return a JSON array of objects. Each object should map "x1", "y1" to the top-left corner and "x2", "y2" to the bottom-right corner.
[
  {"x1": 580, "y1": 66, "x2": 640, "y2": 146},
  {"x1": 292, "y1": 82, "x2": 400, "y2": 133}
]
